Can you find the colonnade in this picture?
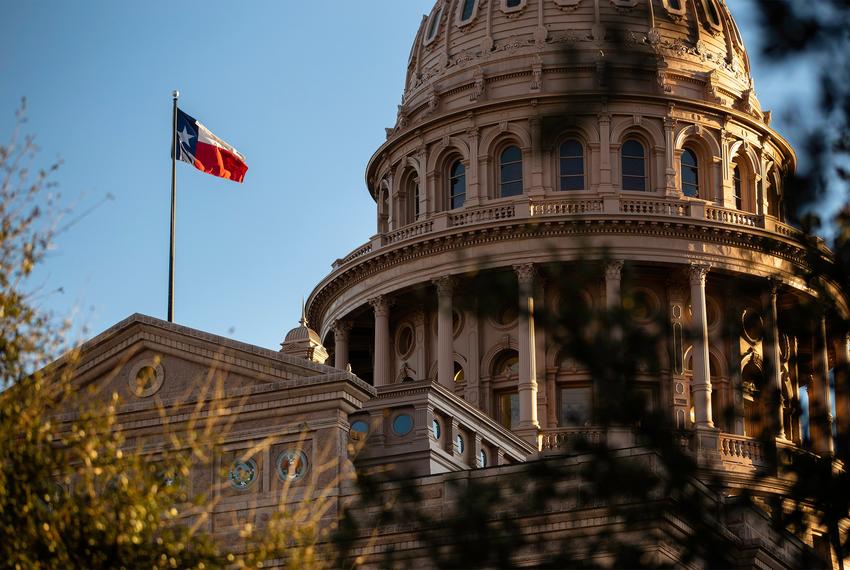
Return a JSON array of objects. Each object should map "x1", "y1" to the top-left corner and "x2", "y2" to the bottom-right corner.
[{"x1": 329, "y1": 264, "x2": 848, "y2": 455}]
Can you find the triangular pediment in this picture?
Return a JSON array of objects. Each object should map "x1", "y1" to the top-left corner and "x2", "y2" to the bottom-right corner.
[{"x1": 48, "y1": 314, "x2": 371, "y2": 421}]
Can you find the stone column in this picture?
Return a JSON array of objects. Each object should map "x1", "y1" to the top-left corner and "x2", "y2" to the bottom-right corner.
[
  {"x1": 833, "y1": 332, "x2": 850, "y2": 454},
  {"x1": 413, "y1": 309, "x2": 428, "y2": 384},
  {"x1": 515, "y1": 264, "x2": 540, "y2": 438},
  {"x1": 466, "y1": 128, "x2": 481, "y2": 207},
  {"x1": 810, "y1": 316, "x2": 835, "y2": 456},
  {"x1": 434, "y1": 276, "x2": 456, "y2": 389},
  {"x1": 370, "y1": 296, "x2": 392, "y2": 387},
  {"x1": 332, "y1": 320, "x2": 353, "y2": 371},
  {"x1": 529, "y1": 117, "x2": 545, "y2": 196},
  {"x1": 689, "y1": 263, "x2": 714, "y2": 429},
  {"x1": 604, "y1": 260, "x2": 624, "y2": 310},
  {"x1": 762, "y1": 281, "x2": 786, "y2": 440},
  {"x1": 663, "y1": 116, "x2": 677, "y2": 196},
  {"x1": 598, "y1": 113, "x2": 613, "y2": 193}
]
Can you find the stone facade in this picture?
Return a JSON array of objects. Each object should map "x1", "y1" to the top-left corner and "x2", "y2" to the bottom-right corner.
[{"x1": 51, "y1": 1, "x2": 850, "y2": 567}]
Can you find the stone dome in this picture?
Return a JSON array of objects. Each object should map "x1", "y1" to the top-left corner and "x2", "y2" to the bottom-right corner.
[
  {"x1": 283, "y1": 320, "x2": 322, "y2": 345},
  {"x1": 386, "y1": 0, "x2": 762, "y2": 151},
  {"x1": 280, "y1": 309, "x2": 329, "y2": 364}
]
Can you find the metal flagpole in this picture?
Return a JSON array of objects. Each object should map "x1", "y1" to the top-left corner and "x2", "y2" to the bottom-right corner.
[{"x1": 168, "y1": 90, "x2": 179, "y2": 323}]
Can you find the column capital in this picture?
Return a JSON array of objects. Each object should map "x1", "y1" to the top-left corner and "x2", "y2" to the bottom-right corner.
[
  {"x1": 604, "y1": 260, "x2": 624, "y2": 281},
  {"x1": 331, "y1": 319, "x2": 353, "y2": 338},
  {"x1": 766, "y1": 277, "x2": 781, "y2": 297},
  {"x1": 432, "y1": 275, "x2": 457, "y2": 298},
  {"x1": 513, "y1": 263, "x2": 537, "y2": 285},
  {"x1": 688, "y1": 263, "x2": 711, "y2": 286},
  {"x1": 369, "y1": 296, "x2": 393, "y2": 317}
]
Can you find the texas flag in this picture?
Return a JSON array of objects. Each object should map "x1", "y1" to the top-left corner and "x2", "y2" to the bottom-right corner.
[{"x1": 173, "y1": 108, "x2": 248, "y2": 183}]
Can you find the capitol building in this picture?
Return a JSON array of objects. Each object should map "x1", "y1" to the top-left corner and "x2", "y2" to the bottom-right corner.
[{"x1": 55, "y1": 0, "x2": 849, "y2": 567}]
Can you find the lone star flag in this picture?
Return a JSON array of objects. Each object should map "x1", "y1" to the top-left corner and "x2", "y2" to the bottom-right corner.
[{"x1": 173, "y1": 108, "x2": 248, "y2": 183}]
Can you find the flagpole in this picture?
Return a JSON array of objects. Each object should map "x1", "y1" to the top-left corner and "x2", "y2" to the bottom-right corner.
[{"x1": 168, "y1": 90, "x2": 179, "y2": 323}]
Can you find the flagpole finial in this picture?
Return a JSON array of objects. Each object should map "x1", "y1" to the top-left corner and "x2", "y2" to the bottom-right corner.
[
  {"x1": 299, "y1": 297, "x2": 308, "y2": 327},
  {"x1": 172, "y1": 90, "x2": 180, "y2": 99}
]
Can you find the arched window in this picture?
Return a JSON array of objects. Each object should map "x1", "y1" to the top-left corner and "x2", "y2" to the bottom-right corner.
[
  {"x1": 767, "y1": 171, "x2": 782, "y2": 220},
  {"x1": 699, "y1": 0, "x2": 722, "y2": 29},
  {"x1": 733, "y1": 165, "x2": 743, "y2": 210},
  {"x1": 453, "y1": 361, "x2": 465, "y2": 383},
  {"x1": 449, "y1": 159, "x2": 466, "y2": 209},
  {"x1": 425, "y1": 7, "x2": 443, "y2": 43},
  {"x1": 492, "y1": 349, "x2": 519, "y2": 429},
  {"x1": 499, "y1": 145, "x2": 523, "y2": 197},
  {"x1": 559, "y1": 139, "x2": 584, "y2": 191},
  {"x1": 458, "y1": 0, "x2": 477, "y2": 23},
  {"x1": 681, "y1": 148, "x2": 699, "y2": 198},
  {"x1": 406, "y1": 174, "x2": 420, "y2": 223},
  {"x1": 622, "y1": 139, "x2": 647, "y2": 191}
]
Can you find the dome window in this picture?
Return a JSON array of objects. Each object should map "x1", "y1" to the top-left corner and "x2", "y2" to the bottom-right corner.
[
  {"x1": 733, "y1": 155, "x2": 757, "y2": 213},
  {"x1": 425, "y1": 6, "x2": 444, "y2": 44},
  {"x1": 621, "y1": 139, "x2": 647, "y2": 192},
  {"x1": 681, "y1": 148, "x2": 700, "y2": 198},
  {"x1": 559, "y1": 139, "x2": 585, "y2": 191},
  {"x1": 698, "y1": 0, "x2": 723, "y2": 31},
  {"x1": 661, "y1": 0, "x2": 686, "y2": 16},
  {"x1": 449, "y1": 159, "x2": 466, "y2": 209},
  {"x1": 501, "y1": 0, "x2": 526, "y2": 14},
  {"x1": 456, "y1": 0, "x2": 478, "y2": 25},
  {"x1": 499, "y1": 145, "x2": 523, "y2": 198},
  {"x1": 733, "y1": 165, "x2": 743, "y2": 210}
]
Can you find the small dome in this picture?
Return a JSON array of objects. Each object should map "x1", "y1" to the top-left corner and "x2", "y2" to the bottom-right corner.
[
  {"x1": 280, "y1": 307, "x2": 328, "y2": 364},
  {"x1": 283, "y1": 319, "x2": 323, "y2": 345}
]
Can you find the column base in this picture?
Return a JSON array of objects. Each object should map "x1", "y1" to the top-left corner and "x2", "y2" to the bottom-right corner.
[
  {"x1": 691, "y1": 427, "x2": 722, "y2": 467},
  {"x1": 515, "y1": 426, "x2": 541, "y2": 450}
]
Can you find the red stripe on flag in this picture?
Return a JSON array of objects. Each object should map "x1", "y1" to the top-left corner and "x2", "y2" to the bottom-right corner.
[{"x1": 193, "y1": 142, "x2": 248, "y2": 183}]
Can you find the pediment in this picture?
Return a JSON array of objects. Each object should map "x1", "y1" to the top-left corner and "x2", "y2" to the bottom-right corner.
[{"x1": 49, "y1": 314, "x2": 365, "y2": 420}]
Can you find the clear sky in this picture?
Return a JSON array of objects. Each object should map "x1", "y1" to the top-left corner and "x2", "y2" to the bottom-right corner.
[{"x1": 0, "y1": 0, "x2": 814, "y2": 352}]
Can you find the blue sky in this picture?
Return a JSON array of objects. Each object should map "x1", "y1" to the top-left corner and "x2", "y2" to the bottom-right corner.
[{"x1": 0, "y1": 1, "x2": 815, "y2": 352}]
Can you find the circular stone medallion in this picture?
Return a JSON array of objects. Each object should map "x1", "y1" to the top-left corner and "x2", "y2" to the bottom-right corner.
[
  {"x1": 276, "y1": 450, "x2": 309, "y2": 481},
  {"x1": 229, "y1": 459, "x2": 257, "y2": 490}
]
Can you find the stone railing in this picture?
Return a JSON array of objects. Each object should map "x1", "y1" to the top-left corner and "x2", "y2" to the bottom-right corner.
[
  {"x1": 540, "y1": 427, "x2": 606, "y2": 451},
  {"x1": 331, "y1": 196, "x2": 802, "y2": 270},
  {"x1": 450, "y1": 204, "x2": 515, "y2": 227},
  {"x1": 529, "y1": 198, "x2": 603, "y2": 216},
  {"x1": 333, "y1": 242, "x2": 373, "y2": 269},
  {"x1": 718, "y1": 433, "x2": 766, "y2": 467},
  {"x1": 772, "y1": 220, "x2": 804, "y2": 239},
  {"x1": 385, "y1": 219, "x2": 434, "y2": 245},
  {"x1": 705, "y1": 206, "x2": 762, "y2": 228},
  {"x1": 621, "y1": 198, "x2": 689, "y2": 217}
]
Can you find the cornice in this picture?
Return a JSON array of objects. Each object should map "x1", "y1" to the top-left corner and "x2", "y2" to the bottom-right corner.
[{"x1": 308, "y1": 216, "x2": 813, "y2": 331}]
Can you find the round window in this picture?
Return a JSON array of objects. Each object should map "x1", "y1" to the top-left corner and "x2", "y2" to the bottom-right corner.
[
  {"x1": 396, "y1": 324, "x2": 414, "y2": 358},
  {"x1": 276, "y1": 450, "x2": 309, "y2": 482},
  {"x1": 229, "y1": 459, "x2": 257, "y2": 490},
  {"x1": 741, "y1": 309, "x2": 764, "y2": 343},
  {"x1": 628, "y1": 289, "x2": 657, "y2": 322},
  {"x1": 351, "y1": 420, "x2": 369, "y2": 435},
  {"x1": 128, "y1": 360, "x2": 164, "y2": 398},
  {"x1": 478, "y1": 450, "x2": 487, "y2": 468},
  {"x1": 432, "y1": 419, "x2": 441, "y2": 440},
  {"x1": 392, "y1": 414, "x2": 414, "y2": 436},
  {"x1": 135, "y1": 366, "x2": 157, "y2": 392},
  {"x1": 455, "y1": 434, "x2": 465, "y2": 454}
]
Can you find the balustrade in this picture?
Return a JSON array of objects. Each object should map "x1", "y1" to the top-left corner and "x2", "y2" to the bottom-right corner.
[{"x1": 332, "y1": 197, "x2": 800, "y2": 270}]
